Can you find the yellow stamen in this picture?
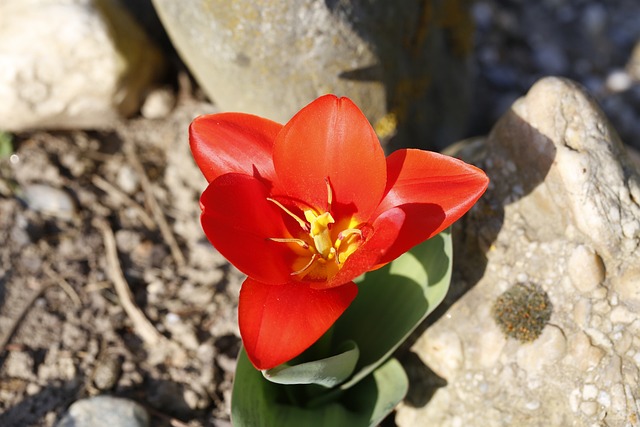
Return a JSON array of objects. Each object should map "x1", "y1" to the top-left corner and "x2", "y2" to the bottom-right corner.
[
  {"x1": 291, "y1": 253, "x2": 318, "y2": 276},
  {"x1": 325, "y1": 178, "x2": 333, "y2": 211},
  {"x1": 267, "y1": 237, "x2": 309, "y2": 249},
  {"x1": 265, "y1": 177, "x2": 365, "y2": 281},
  {"x1": 267, "y1": 197, "x2": 309, "y2": 231},
  {"x1": 334, "y1": 228, "x2": 363, "y2": 264}
]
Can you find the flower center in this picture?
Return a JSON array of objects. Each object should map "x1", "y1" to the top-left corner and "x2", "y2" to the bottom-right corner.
[{"x1": 267, "y1": 179, "x2": 363, "y2": 281}]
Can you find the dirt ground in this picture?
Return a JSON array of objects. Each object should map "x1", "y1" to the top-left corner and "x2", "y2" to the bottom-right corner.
[{"x1": 0, "y1": 82, "x2": 250, "y2": 426}]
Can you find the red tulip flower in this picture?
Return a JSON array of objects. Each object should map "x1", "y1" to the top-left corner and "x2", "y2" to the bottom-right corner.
[{"x1": 190, "y1": 95, "x2": 488, "y2": 370}]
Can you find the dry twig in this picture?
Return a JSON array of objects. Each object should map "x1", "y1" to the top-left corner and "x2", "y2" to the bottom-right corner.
[
  {"x1": 43, "y1": 264, "x2": 82, "y2": 308},
  {"x1": 0, "y1": 280, "x2": 52, "y2": 356},
  {"x1": 92, "y1": 175, "x2": 156, "y2": 230},
  {"x1": 94, "y1": 218, "x2": 164, "y2": 347},
  {"x1": 123, "y1": 142, "x2": 186, "y2": 269}
]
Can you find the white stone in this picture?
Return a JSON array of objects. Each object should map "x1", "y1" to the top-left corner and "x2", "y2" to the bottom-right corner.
[
  {"x1": 610, "y1": 305, "x2": 636, "y2": 324},
  {"x1": 140, "y1": 87, "x2": 176, "y2": 120},
  {"x1": 0, "y1": 0, "x2": 165, "y2": 131},
  {"x1": 582, "y1": 384, "x2": 598, "y2": 400},
  {"x1": 516, "y1": 325, "x2": 567, "y2": 374},
  {"x1": 564, "y1": 331, "x2": 605, "y2": 373},
  {"x1": 597, "y1": 390, "x2": 611, "y2": 408},
  {"x1": 606, "y1": 69, "x2": 633, "y2": 93},
  {"x1": 572, "y1": 298, "x2": 592, "y2": 328},
  {"x1": 568, "y1": 245, "x2": 606, "y2": 293},
  {"x1": 579, "y1": 401, "x2": 598, "y2": 416}
]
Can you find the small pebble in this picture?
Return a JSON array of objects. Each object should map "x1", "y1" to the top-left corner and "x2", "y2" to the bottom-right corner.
[
  {"x1": 93, "y1": 355, "x2": 122, "y2": 391},
  {"x1": 140, "y1": 87, "x2": 176, "y2": 120},
  {"x1": 579, "y1": 401, "x2": 598, "y2": 416},
  {"x1": 22, "y1": 183, "x2": 76, "y2": 220},
  {"x1": 567, "y1": 245, "x2": 605, "y2": 293},
  {"x1": 582, "y1": 383, "x2": 598, "y2": 400},
  {"x1": 606, "y1": 70, "x2": 633, "y2": 93},
  {"x1": 116, "y1": 165, "x2": 139, "y2": 195},
  {"x1": 56, "y1": 396, "x2": 149, "y2": 427}
]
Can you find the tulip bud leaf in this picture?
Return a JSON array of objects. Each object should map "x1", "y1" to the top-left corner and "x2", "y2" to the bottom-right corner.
[{"x1": 262, "y1": 340, "x2": 359, "y2": 387}]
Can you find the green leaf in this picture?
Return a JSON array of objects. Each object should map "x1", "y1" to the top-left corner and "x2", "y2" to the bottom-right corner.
[
  {"x1": 232, "y1": 348, "x2": 408, "y2": 427},
  {"x1": 263, "y1": 340, "x2": 359, "y2": 388},
  {"x1": 346, "y1": 356, "x2": 408, "y2": 427},
  {"x1": 0, "y1": 132, "x2": 13, "y2": 159},
  {"x1": 334, "y1": 228, "x2": 452, "y2": 389}
]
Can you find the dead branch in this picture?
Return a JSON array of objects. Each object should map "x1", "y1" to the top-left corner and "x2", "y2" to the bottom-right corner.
[{"x1": 94, "y1": 218, "x2": 164, "y2": 347}]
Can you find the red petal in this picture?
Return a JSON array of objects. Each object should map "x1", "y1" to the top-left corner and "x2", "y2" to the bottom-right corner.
[
  {"x1": 189, "y1": 113, "x2": 282, "y2": 183},
  {"x1": 239, "y1": 278, "x2": 358, "y2": 370},
  {"x1": 272, "y1": 95, "x2": 386, "y2": 220},
  {"x1": 375, "y1": 149, "x2": 489, "y2": 263},
  {"x1": 200, "y1": 173, "x2": 295, "y2": 284},
  {"x1": 318, "y1": 207, "x2": 405, "y2": 289}
]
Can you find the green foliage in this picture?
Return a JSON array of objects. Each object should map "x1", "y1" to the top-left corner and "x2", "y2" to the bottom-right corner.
[
  {"x1": 233, "y1": 350, "x2": 408, "y2": 427},
  {"x1": 0, "y1": 132, "x2": 13, "y2": 159},
  {"x1": 263, "y1": 340, "x2": 359, "y2": 388},
  {"x1": 232, "y1": 229, "x2": 453, "y2": 426}
]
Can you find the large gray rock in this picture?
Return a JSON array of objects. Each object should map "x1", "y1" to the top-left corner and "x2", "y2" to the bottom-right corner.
[
  {"x1": 151, "y1": 0, "x2": 473, "y2": 150},
  {"x1": 397, "y1": 77, "x2": 640, "y2": 426},
  {"x1": 0, "y1": 0, "x2": 165, "y2": 131}
]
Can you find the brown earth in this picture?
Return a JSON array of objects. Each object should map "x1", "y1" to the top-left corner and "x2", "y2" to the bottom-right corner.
[{"x1": 0, "y1": 82, "x2": 246, "y2": 427}]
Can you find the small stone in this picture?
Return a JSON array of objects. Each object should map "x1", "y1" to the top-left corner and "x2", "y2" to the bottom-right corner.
[
  {"x1": 564, "y1": 331, "x2": 605, "y2": 371},
  {"x1": 516, "y1": 325, "x2": 567, "y2": 373},
  {"x1": 116, "y1": 165, "x2": 139, "y2": 195},
  {"x1": 26, "y1": 383, "x2": 41, "y2": 395},
  {"x1": 56, "y1": 396, "x2": 149, "y2": 427},
  {"x1": 572, "y1": 298, "x2": 591, "y2": 328},
  {"x1": 579, "y1": 401, "x2": 598, "y2": 416},
  {"x1": 22, "y1": 184, "x2": 76, "y2": 220},
  {"x1": 140, "y1": 87, "x2": 176, "y2": 120},
  {"x1": 612, "y1": 267, "x2": 640, "y2": 309},
  {"x1": 609, "y1": 383, "x2": 626, "y2": 414},
  {"x1": 567, "y1": 245, "x2": 605, "y2": 293},
  {"x1": 610, "y1": 305, "x2": 636, "y2": 324},
  {"x1": 92, "y1": 354, "x2": 122, "y2": 391},
  {"x1": 4, "y1": 351, "x2": 35, "y2": 380},
  {"x1": 597, "y1": 390, "x2": 611, "y2": 408},
  {"x1": 524, "y1": 400, "x2": 540, "y2": 411},
  {"x1": 606, "y1": 70, "x2": 633, "y2": 93},
  {"x1": 582, "y1": 384, "x2": 598, "y2": 400}
]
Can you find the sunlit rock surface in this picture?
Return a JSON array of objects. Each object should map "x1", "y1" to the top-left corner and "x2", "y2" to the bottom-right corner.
[
  {"x1": 151, "y1": 0, "x2": 474, "y2": 150},
  {"x1": 398, "y1": 77, "x2": 640, "y2": 426},
  {"x1": 0, "y1": 0, "x2": 165, "y2": 131}
]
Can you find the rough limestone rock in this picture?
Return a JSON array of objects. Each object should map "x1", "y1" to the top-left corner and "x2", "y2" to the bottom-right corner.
[
  {"x1": 397, "y1": 77, "x2": 640, "y2": 426},
  {"x1": 0, "y1": 0, "x2": 165, "y2": 131},
  {"x1": 151, "y1": 0, "x2": 473, "y2": 150}
]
